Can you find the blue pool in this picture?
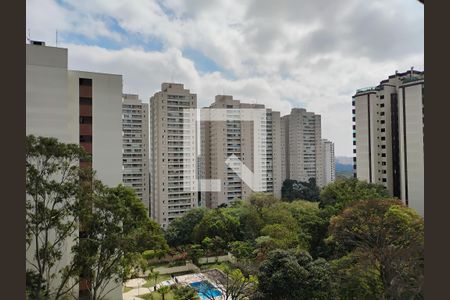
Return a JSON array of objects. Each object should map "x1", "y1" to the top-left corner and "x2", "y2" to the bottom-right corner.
[{"x1": 190, "y1": 280, "x2": 222, "y2": 299}]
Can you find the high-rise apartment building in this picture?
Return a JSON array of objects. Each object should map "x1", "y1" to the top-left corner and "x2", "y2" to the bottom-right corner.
[
  {"x1": 122, "y1": 94, "x2": 150, "y2": 210},
  {"x1": 321, "y1": 139, "x2": 336, "y2": 185},
  {"x1": 281, "y1": 108, "x2": 325, "y2": 187},
  {"x1": 200, "y1": 95, "x2": 282, "y2": 208},
  {"x1": 150, "y1": 83, "x2": 198, "y2": 228},
  {"x1": 352, "y1": 69, "x2": 424, "y2": 216},
  {"x1": 26, "y1": 42, "x2": 123, "y2": 299}
]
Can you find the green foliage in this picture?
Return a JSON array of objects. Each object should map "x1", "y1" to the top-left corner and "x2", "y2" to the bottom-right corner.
[
  {"x1": 204, "y1": 265, "x2": 258, "y2": 300},
  {"x1": 157, "y1": 285, "x2": 172, "y2": 300},
  {"x1": 78, "y1": 180, "x2": 168, "y2": 299},
  {"x1": 319, "y1": 178, "x2": 389, "y2": 210},
  {"x1": 165, "y1": 208, "x2": 207, "y2": 247},
  {"x1": 187, "y1": 244, "x2": 204, "y2": 265},
  {"x1": 172, "y1": 284, "x2": 200, "y2": 300},
  {"x1": 327, "y1": 199, "x2": 424, "y2": 299},
  {"x1": 193, "y1": 209, "x2": 240, "y2": 246},
  {"x1": 257, "y1": 249, "x2": 335, "y2": 300},
  {"x1": 229, "y1": 241, "x2": 255, "y2": 260},
  {"x1": 26, "y1": 135, "x2": 88, "y2": 299},
  {"x1": 330, "y1": 252, "x2": 383, "y2": 300},
  {"x1": 281, "y1": 178, "x2": 320, "y2": 202}
]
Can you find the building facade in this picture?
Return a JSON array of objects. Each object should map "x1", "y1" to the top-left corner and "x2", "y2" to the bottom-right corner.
[
  {"x1": 352, "y1": 70, "x2": 424, "y2": 216},
  {"x1": 280, "y1": 108, "x2": 325, "y2": 187},
  {"x1": 26, "y1": 42, "x2": 123, "y2": 299},
  {"x1": 150, "y1": 83, "x2": 198, "y2": 228},
  {"x1": 200, "y1": 95, "x2": 282, "y2": 208},
  {"x1": 321, "y1": 139, "x2": 336, "y2": 185},
  {"x1": 122, "y1": 94, "x2": 150, "y2": 210}
]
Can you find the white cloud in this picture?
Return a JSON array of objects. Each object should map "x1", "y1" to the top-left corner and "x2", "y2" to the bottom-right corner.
[{"x1": 26, "y1": 0, "x2": 424, "y2": 156}]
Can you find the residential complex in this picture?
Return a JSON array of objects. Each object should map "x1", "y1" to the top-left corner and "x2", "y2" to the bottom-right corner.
[
  {"x1": 352, "y1": 69, "x2": 424, "y2": 216},
  {"x1": 26, "y1": 41, "x2": 123, "y2": 299},
  {"x1": 321, "y1": 139, "x2": 336, "y2": 185},
  {"x1": 200, "y1": 95, "x2": 282, "y2": 208},
  {"x1": 150, "y1": 83, "x2": 199, "y2": 228},
  {"x1": 281, "y1": 108, "x2": 326, "y2": 187},
  {"x1": 122, "y1": 94, "x2": 150, "y2": 209}
]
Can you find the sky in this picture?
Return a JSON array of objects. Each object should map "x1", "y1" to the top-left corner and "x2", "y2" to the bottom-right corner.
[{"x1": 26, "y1": 0, "x2": 424, "y2": 156}]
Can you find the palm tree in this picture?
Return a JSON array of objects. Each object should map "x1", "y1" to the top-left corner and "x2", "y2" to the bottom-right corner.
[
  {"x1": 157, "y1": 285, "x2": 171, "y2": 300},
  {"x1": 147, "y1": 270, "x2": 160, "y2": 292}
]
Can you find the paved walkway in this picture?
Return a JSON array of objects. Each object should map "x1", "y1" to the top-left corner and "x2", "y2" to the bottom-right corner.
[{"x1": 122, "y1": 278, "x2": 175, "y2": 300}]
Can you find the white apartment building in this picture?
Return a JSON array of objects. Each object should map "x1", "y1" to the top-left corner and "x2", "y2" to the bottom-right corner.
[
  {"x1": 122, "y1": 94, "x2": 150, "y2": 210},
  {"x1": 200, "y1": 95, "x2": 282, "y2": 208},
  {"x1": 281, "y1": 108, "x2": 325, "y2": 187},
  {"x1": 353, "y1": 69, "x2": 424, "y2": 216},
  {"x1": 321, "y1": 139, "x2": 336, "y2": 185},
  {"x1": 150, "y1": 83, "x2": 198, "y2": 228},
  {"x1": 26, "y1": 41, "x2": 123, "y2": 299}
]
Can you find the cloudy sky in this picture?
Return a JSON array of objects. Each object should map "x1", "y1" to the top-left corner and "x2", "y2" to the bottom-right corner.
[{"x1": 26, "y1": 0, "x2": 424, "y2": 156}]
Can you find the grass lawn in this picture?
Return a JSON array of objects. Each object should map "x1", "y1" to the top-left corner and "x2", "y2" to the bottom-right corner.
[
  {"x1": 123, "y1": 286, "x2": 133, "y2": 293},
  {"x1": 139, "y1": 291, "x2": 175, "y2": 300},
  {"x1": 200, "y1": 261, "x2": 231, "y2": 271},
  {"x1": 143, "y1": 274, "x2": 172, "y2": 288}
]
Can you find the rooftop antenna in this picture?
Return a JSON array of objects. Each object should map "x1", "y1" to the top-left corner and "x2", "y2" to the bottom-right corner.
[{"x1": 56, "y1": 30, "x2": 58, "y2": 47}]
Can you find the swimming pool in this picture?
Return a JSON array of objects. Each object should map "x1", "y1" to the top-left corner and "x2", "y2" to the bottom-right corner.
[{"x1": 190, "y1": 280, "x2": 222, "y2": 299}]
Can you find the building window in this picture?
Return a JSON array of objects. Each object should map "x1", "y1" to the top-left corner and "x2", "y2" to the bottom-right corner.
[
  {"x1": 80, "y1": 135, "x2": 92, "y2": 143},
  {"x1": 80, "y1": 97, "x2": 92, "y2": 105},
  {"x1": 79, "y1": 78, "x2": 92, "y2": 86},
  {"x1": 79, "y1": 116, "x2": 92, "y2": 124},
  {"x1": 380, "y1": 95, "x2": 385, "y2": 99}
]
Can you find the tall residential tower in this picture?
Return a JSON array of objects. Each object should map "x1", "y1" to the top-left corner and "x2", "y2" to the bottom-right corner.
[
  {"x1": 353, "y1": 69, "x2": 424, "y2": 216},
  {"x1": 200, "y1": 95, "x2": 282, "y2": 208},
  {"x1": 150, "y1": 83, "x2": 198, "y2": 228},
  {"x1": 122, "y1": 94, "x2": 150, "y2": 209},
  {"x1": 26, "y1": 41, "x2": 123, "y2": 300},
  {"x1": 281, "y1": 108, "x2": 325, "y2": 187}
]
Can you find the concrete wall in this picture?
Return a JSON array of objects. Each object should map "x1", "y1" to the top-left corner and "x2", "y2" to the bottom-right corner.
[{"x1": 399, "y1": 82, "x2": 424, "y2": 216}]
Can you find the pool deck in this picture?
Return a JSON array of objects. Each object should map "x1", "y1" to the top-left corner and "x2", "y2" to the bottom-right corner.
[{"x1": 174, "y1": 273, "x2": 225, "y2": 300}]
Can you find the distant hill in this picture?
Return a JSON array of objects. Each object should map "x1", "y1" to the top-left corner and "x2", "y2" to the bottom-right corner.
[
  {"x1": 336, "y1": 156, "x2": 353, "y2": 165},
  {"x1": 335, "y1": 156, "x2": 353, "y2": 179}
]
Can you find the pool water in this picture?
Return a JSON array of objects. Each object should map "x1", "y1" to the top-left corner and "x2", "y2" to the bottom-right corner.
[{"x1": 190, "y1": 280, "x2": 222, "y2": 299}]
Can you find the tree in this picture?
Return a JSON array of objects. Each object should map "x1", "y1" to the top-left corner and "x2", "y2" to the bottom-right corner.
[
  {"x1": 193, "y1": 209, "x2": 240, "y2": 245},
  {"x1": 260, "y1": 224, "x2": 300, "y2": 250},
  {"x1": 79, "y1": 182, "x2": 168, "y2": 300},
  {"x1": 330, "y1": 252, "x2": 383, "y2": 300},
  {"x1": 327, "y1": 199, "x2": 424, "y2": 299},
  {"x1": 147, "y1": 269, "x2": 160, "y2": 292},
  {"x1": 319, "y1": 178, "x2": 389, "y2": 210},
  {"x1": 172, "y1": 285, "x2": 200, "y2": 300},
  {"x1": 165, "y1": 208, "x2": 207, "y2": 247},
  {"x1": 202, "y1": 266, "x2": 257, "y2": 300},
  {"x1": 157, "y1": 285, "x2": 171, "y2": 300},
  {"x1": 187, "y1": 244, "x2": 205, "y2": 265},
  {"x1": 284, "y1": 200, "x2": 330, "y2": 257},
  {"x1": 229, "y1": 241, "x2": 254, "y2": 260},
  {"x1": 281, "y1": 178, "x2": 320, "y2": 202},
  {"x1": 247, "y1": 193, "x2": 278, "y2": 217},
  {"x1": 26, "y1": 135, "x2": 88, "y2": 299},
  {"x1": 257, "y1": 249, "x2": 335, "y2": 300}
]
